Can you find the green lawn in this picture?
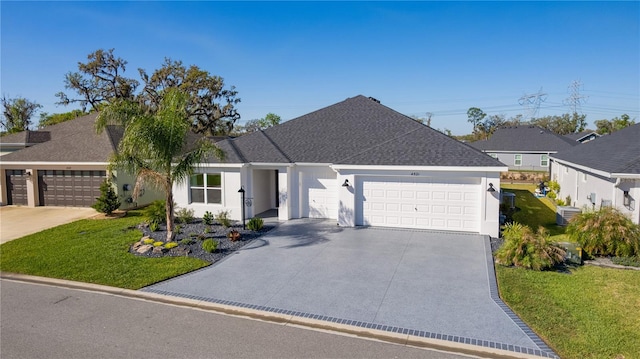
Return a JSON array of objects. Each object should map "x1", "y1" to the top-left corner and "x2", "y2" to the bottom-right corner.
[
  {"x1": 0, "y1": 211, "x2": 209, "y2": 289},
  {"x1": 497, "y1": 266, "x2": 640, "y2": 359},
  {"x1": 501, "y1": 183, "x2": 567, "y2": 240},
  {"x1": 498, "y1": 184, "x2": 640, "y2": 359}
]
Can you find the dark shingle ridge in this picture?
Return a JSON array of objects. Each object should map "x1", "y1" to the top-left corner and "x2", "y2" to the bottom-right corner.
[
  {"x1": 257, "y1": 130, "x2": 293, "y2": 163},
  {"x1": 225, "y1": 138, "x2": 247, "y2": 163},
  {"x1": 552, "y1": 123, "x2": 640, "y2": 174}
]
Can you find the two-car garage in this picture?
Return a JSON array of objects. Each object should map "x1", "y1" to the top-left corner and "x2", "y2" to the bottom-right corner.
[{"x1": 356, "y1": 176, "x2": 481, "y2": 232}]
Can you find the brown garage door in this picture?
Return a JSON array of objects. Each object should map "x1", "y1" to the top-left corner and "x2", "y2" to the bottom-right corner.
[
  {"x1": 5, "y1": 170, "x2": 28, "y2": 205},
  {"x1": 38, "y1": 170, "x2": 107, "y2": 207}
]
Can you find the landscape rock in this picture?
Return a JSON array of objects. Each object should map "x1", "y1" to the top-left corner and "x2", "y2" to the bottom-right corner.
[
  {"x1": 152, "y1": 246, "x2": 167, "y2": 255},
  {"x1": 136, "y1": 244, "x2": 153, "y2": 254}
]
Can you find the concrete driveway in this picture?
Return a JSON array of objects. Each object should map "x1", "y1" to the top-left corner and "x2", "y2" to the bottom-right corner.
[
  {"x1": 0, "y1": 206, "x2": 97, "y2": 243},
  {"x1": 145, "y1": 220, "x2": 556, "y2": 358}
]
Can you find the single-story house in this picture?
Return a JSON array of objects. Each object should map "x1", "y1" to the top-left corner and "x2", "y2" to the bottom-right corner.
[
  {"x1": 549, "y1": 123, "x2": 640, "y2": 224},
  {"x1": 470, "y1": 126, "x2": 578, "y2": 171},
  {"x1": 564, "y1": 130, "x2": 600, "y2": 144},
  {"x1": 0, "y1": 113, "x2": 161, "y2": 208},
  {"x1": 175, "y1": 95, "x2": 507, "y2": 237}
]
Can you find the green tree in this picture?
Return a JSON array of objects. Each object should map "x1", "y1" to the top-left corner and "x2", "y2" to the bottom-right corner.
[
  {"x1": 138, "y1": 58, "x2": 240, "y2": 136},
  {"x1": 39, "y1": 109, "x2": 89, "y2": 128},
  {"x1": 531, "y1": 112, "x2": 587, "y2": 135},
  {"x1": 56, "y1": 48, "x2": 139, "y2": 112},
  {"x1": 97, "y1": 88, "x2": 222, "y2": 241},
  {"x1": 92, "y1": 179, "x2": 121, "y2": 215},
  {"x1": 595, "y1": 114, "x2": 635, "y2": 134},
  {"x1": 467, "y1": 107, "x2": 486, "y2": 134},
  {"x1": 1, "y1": 96, "x2": 42, "y2": 133},
  {"x1": 237, "y1": 113, "x2": 282, "y2": 134}
]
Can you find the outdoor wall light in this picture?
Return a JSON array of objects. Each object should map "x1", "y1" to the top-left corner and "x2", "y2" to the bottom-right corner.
[
  {"x1": 487, "y1": 183, "x2": 496, "y2": 192},
  {"x1": 623, "y1": 191, "x2": 631, "y2": 207},
  {"x1": 342, "y1": 179, "x2": 350, "y2": 187},
  {"x1": 25, "y1": 170, "x2": 32, "y2": 177}
]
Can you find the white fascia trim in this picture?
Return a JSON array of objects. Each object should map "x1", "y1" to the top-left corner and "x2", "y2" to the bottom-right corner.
[
  {"x1": 0, "y1": 161, "x2": 109, "y2": 166},
  {"x1": 294, "y1": 163, "x2": 334, "y2": 167},
  {"x1": 196, "y1": 163, "x2": 245, "y2": 168},
  {"x1": 611, "y1": 173, "x2": 640, "y2": 179},
  {"x1": 330, "y1": 164, "x2": 508, "y2": 172},
  {"x1": 549, "y1": 157, "x2": 612, "y2": 178},
  {"x1": 248, "y1": 162, "x2": 294, "y2": 167}
]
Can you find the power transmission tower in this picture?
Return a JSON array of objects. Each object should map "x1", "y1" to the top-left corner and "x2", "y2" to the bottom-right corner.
[
  {"x1": 426, "y1": 112, "x2": 433, "y2": 127},
  {"x1": 563, "y1": 80, "x2": 588, "y2": 114},
  {"x1": 519, "y1": 87, "x2": 547, "y2": 120}
]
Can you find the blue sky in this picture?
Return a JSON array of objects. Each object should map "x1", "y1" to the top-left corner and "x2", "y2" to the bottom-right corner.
[{"x1": 2, "y1": 1, "x2": 638, "y2": 135}]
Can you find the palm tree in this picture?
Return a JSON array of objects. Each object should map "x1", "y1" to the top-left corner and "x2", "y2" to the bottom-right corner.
[{"x1": 97, "y1": 88, "x2": 222, "y2": 241}]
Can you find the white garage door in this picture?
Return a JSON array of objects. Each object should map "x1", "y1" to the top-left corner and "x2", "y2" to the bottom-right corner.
[
  {"x1": 300, "y1": 167, "x2": 337, "y2": 219},
  {"x1": 357, "y1": 177, "x2": 480, "y2": 232}
]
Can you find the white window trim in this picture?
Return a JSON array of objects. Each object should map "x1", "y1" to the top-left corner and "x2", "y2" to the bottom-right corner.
[
  {"x1": 189, "y1": 173, "x2": 223, "y2": 204},
  {"x1": 514, "y1": 154, "x2": 522, "y2": 166},
  {"x1": 540, "y1": 154, "x2": 549, "y2": 167}
]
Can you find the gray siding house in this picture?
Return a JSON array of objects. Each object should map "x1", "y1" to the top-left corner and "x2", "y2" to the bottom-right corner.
[{"x1": 470, "y1": 126, "x2": 578, "y2": 171}]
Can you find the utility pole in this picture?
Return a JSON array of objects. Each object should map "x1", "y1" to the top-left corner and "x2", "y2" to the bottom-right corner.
[{"x1": 519, "y1": 87, "x2": 547, "y2": 121}]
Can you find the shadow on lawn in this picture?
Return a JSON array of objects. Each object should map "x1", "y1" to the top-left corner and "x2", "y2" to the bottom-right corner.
[{"x1": 508, "y1": 188, "x2": 566, "y2": 237}]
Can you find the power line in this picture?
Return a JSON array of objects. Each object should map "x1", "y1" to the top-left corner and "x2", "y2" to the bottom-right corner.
[{"x1": 563, "y1": 80, "x2": 588, "y2": 114}]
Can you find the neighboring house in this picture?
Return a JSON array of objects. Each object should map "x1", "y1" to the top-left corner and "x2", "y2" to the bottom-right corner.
[
  {"x1": 550, "y1": 123, "x2": 640, "y2": 224},
  {"x1": 174, "y1": 95, "x2": 507, "y2": 237},
  {"x1": 564, "y1": 131, "x2": 600, "y2": 144},
  {"x1": 0, "y1": 113, "x2": 161, "y2": 209},
  {"x1": 470, "y1": 126, "x2": 578, "y2": 171}
]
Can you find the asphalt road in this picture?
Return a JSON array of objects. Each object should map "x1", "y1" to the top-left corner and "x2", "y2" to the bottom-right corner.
[{"x1": 0, "y1": 279, "x2": 476, "y2": 359}]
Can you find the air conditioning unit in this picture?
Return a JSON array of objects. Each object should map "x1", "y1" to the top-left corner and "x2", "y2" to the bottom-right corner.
[{"x1": 556, "y1": 206, "x2": 581, "y2": 226}]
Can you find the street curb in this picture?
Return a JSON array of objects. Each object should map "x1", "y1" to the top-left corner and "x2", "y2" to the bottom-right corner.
[{"x1": 1, "y1": 272, "x2": 547, "y2": 359}]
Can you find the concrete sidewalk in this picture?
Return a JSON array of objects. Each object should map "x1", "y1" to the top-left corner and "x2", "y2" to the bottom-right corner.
[
  {"x1": 145, "y1": 220, "x2": 557, "y2": 358},
  {"x1": 0, "y1": 206, "x2": 97, "y2": 243}
]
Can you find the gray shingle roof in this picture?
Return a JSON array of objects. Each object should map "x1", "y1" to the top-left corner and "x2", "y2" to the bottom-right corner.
[
  {"x1": 551, "y1": 123, "x2": 640, "y2": 175},
  {"x1": 212, "y1": 95, "x2": 503, "y2": 167},
  {"x1": 470, "y1": 126, "x2": 578, "y2": 152},
  {"x1": 564, "y1": 131, "x2": 599, "y2": 142},
  {"x1": 1, "y1": 113, "x2": 119, "y2": 163}
]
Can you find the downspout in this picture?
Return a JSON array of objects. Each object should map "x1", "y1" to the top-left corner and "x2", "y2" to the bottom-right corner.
[{"x1": 614, "y1": 177, "x2": 622, "y2": 188}]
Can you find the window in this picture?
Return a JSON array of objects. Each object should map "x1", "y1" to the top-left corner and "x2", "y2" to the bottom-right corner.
[
  {"x1": 514, "y1": 154, "x2": 522, "y2": 166},
  {"x1": 190, "y1": 173, "x2": 222, "y2": 204},
  {"x1": 540, "y1": 154, "x2": 549, "y2": 167}
]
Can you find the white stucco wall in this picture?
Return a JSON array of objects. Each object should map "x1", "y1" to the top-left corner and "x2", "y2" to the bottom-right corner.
[{"x1": 552, "y1": 159, "x2": 640, "y2": 224}]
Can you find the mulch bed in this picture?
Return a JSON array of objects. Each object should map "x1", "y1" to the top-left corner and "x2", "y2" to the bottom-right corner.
[{"x1": 130, "y1": 220, "x2": 275, "y2": 263}]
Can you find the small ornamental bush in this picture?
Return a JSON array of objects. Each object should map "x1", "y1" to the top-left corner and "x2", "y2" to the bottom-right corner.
[
  {"x1": 175, "y1": 207, "x2": 195, "y2": 224},
  {"x1": 149, "y1": 221, "x2": 160, "y2": 232},
  {"x1": 547, "y1": 180, "x2": 560, "y2": 193},
  {"x1": 202, "y1": 239, "x2": 218, "y2": 253},
  {"x1": 611, "y1": 256, "x2": 640, "y2": 268},
  {"x1": 496, "y1": 222, "x2": 566, "y2": 271},
  {"x1": 215, "y1": 210, "x2": 232, "y2": 228},
  {"x1": 143, "y1": 238, "x2": 155, "y2": 245},
  {"x1": 164, "y1": 242, "x2": 178, "y2": 250},
  {"x1": 153, "y1": 241, "x2": 164, "y2": 247},
  {"x1": 247, "y1": 217, "x2": 264, "y2": 231},
  {"x1": 567, "y1": 206, "x2": 640, "y2": 257},
  {"x1": 204, "y1": 227, "x2": 211, "y2": 234},
  {"x1": 203, "y1": 211, "x2": 214, "y2": 225},
  {"x1": 143, "y1": 200, "x2": 166, "y2": 224},
  {"x1": 179, "y1": 238, "x2": 194, "y2": 246},
  {"x1": 175, "y1": 224, "x2": 182, "y2": 234},
  {"x1": 546, "y1": 191, "x2": 557, "y2": 200},
  {"x1": 565, "y1": 195, "x2": 572, "y2": 206},
  {"x1": 92, "y1": 179, "x2": 121, "y2": 215},
  {"x1": 555, "y1": 198, "x2": 566, "y2": 206}
]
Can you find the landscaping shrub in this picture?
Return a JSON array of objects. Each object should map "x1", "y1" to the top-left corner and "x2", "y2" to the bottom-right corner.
[
  {"x1": 547, "y1": 180, "x2": 560, "y2": 193},
  {"x1": 153, "y1": 241, "x2": 164, "y2": 247},
  {"x1": 202, "y1": 239, "x2": 218, "y2": 253},
  {"x1": 565, "y1": 195, "x2": 572, "y2": 206},
  {"x1": 215, "y1": 210, "x2": 232, "y2": 228},
  {"x1": 246, "y1": 217, "x2": 264, "y2": 231},
  {"x1": 555, "y1": 198, "x2": 566, "y2": 206},
  {"x1": 143, "y1": 238, "x2": 155, "y2": 245},
  {"x1": 165, "y1": 242, "x2": 178, "y2": 250},
  {"x1": 496, "y1": 222, "x2": 566, "y2": 270},
  {"x1": 92, "y1": 179, "x2": 121, "y2": 215},
  {"x1": 175, "y1": 207, "x2": 195, "y2": 224},
  {"x1": 203, "y1": 211, "x2": 214, "y2": 225},
  {"x1": 546, "y1": 191, "x2": 557, "y2": 200},
  {"x1": 567, "y1": 206, "x2": 640, "y2": 257},
  {"x1": 179, "y1": 238, "x2": 194, "y2": 246},
  {"x1": 149, "y1": 221, "x2": 159, "y2": 232},
  {"x1": 143, "y1": 200, "x2": 166, "y2": 224},
  {"x1": 175, "y1": 224, "x2": 182, "y2": 234}
]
